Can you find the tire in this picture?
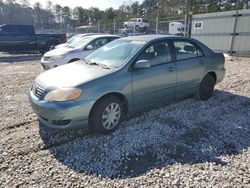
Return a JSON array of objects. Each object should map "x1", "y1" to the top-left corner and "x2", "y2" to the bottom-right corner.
[
  {"x1": 89, "y1": 96, "x2": 124, "y2": 134},
  {"x1": 135, "y1": 25, "x2": 140, "y2": 31},
  {"x1": 196, "y1": 74, "x2": 215, "y2": 101}
]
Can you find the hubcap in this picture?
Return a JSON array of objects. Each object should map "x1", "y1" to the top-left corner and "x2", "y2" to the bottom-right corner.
[{"x1": 102, "y1": 102, "x2": 121, "y2": 130}]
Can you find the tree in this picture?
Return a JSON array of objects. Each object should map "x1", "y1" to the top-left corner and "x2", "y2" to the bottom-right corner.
[
  {"x1": 73, "y1": 7, "x2": 89, "y2": 25},
  {"x1": 46, "y1": 0, "x2": 52, "y2": 11},
  {"x1": 54, "y1": 4, "x2": 62, "y2": 23},
  {"x1": 61, "y1": 6, "x2": 71, "y2": 25},
  {"x1": 20, "y1": 0, "x2": 30, "y2": 8}
]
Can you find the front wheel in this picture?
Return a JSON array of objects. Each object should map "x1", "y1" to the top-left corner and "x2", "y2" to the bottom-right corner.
[
  {"x1": 89, "y1": 96, "x2": 124, "y2": 134},
  {"x1": 196, "y1": 74, "x2": 215, "y2": 100}
]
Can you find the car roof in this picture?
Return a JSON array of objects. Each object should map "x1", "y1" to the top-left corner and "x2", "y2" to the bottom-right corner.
[
  {"x1": 85, "y1": 34, "x2": 120, "y2": 39},
  {"x1": 123, "y1": 35, "x2": 184, "y2": 42}
]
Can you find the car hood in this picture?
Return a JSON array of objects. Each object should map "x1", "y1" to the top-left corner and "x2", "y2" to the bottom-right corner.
[
  {"x1": 35, "y1": 61, "x2": 113, "y2": 89},
  {"x1": 55, "y1": 43, "x2": 68, "y2": 49},
  {"x1": 44, "y1": 47, "x2": 78, "y2": 56}
]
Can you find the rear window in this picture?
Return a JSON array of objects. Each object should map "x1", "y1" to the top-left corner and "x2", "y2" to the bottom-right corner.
[{"x1": 0, "y1": 25, "x2": 34, "y2": 35}]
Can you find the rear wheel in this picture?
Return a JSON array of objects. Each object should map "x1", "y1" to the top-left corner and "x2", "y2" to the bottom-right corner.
[
  {"x1": 196, "y1": 74, "x2": 215, "y2": 100},
  {"x1": 89, "y1": 96, "x2": 124, "y2": 134}
]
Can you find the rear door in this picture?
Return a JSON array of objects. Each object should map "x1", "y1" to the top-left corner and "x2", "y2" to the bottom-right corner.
[
  {"x1": 0, "y1": 25, "x2": 36, "y2": 51},
  {"x1": 173, "y1": 39, "x2": 205, "y2": 99},
  {"x1": 15, "y1": 25, "x2": 36, "y2": 51},
  {"x1": 132, "y1": 40, "x2": 176, "y2": 110}
]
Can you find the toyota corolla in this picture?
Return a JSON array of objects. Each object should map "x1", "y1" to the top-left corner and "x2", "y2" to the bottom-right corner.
[{"x1": 29, "y1": 35, "x2": 225, "y2": 134}]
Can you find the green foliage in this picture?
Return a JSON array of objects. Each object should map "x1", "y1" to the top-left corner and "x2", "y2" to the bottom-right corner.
[{"x1": 0, "y1": 0, "x2": 248, "y2": 30}]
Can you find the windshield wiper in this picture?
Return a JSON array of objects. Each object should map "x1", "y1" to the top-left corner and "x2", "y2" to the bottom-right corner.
[{"x1": 84, "y1": 60, "x2": 110, "y2": 69}]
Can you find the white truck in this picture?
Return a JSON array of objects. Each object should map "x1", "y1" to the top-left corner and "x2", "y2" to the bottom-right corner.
[
  {"x1": 123, "y1": 18, "x2": 150, "y2": 31},
  {"x1": 169, "y1": 22, "x2": 186, "y2": 35}
]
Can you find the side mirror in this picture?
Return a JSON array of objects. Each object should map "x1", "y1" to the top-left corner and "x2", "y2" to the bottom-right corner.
[
  {"x1": 134, "y1": 60, "x2": 151, "y2": 69},
  {"x1": 86, "y1": 45, "x2": 94, "y2": 50}
]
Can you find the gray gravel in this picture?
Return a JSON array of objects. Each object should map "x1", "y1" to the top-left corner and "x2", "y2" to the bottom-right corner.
[{"x1": 0, "y1": 54, "x2": 249, "y2": 187}]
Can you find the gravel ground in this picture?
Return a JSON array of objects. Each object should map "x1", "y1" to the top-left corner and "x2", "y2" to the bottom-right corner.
[{"x1": 0, "y1": 54, "x2": 249, "y2": 187}]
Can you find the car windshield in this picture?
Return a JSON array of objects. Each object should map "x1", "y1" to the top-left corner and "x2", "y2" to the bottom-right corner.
[
  {"x1": 67, "y1": 35, "x2": 81, "y2": 43},
  {"x1": 68, "y1": 36, "x2": 92, "y2": 48},
  {"x1": 85, "y1": 39, "x2": 145, "y2": 68}
]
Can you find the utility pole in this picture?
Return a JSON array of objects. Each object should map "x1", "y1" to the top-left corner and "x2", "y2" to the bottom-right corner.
[
  {"x1": 113, "y1": 18, "x2": 116, "y2": 35},
  {"x1": 184, "y1": 0, "x2": 188, "y2": 37},
  {"x1": 156, "y1": 0, "x2": 159, "y2": 34},
  {"x1": 134, "y1": 20, "x2": 136, "y2": 36}
]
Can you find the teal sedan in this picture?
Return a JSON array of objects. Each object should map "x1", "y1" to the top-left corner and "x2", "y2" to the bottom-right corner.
[{"x1": 29, "y1": 35, "x2": 225, "y2": 134}]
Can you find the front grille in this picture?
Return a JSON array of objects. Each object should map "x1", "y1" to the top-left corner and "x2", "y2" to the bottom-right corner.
[{"x1": 33, "y1": 84, "x2": 45, "y2": 99}]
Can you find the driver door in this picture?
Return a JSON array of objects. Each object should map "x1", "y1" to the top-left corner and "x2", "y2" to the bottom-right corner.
[{"x1": 132, "y1": 40, "x2": 177, "y2": 111}]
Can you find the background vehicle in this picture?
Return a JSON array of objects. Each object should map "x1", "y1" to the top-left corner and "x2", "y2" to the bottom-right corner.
[
  {"x1": 53, "y1": 33, "x2": 96, "y2": 49},
  {"x1": 169, "y1": 22, "x2": 187, "y2": 35},
  {"x1": 123, "y1": 18, "x2": 150, "y2": 30},
  {"x1": 0, "y1": 24, "x2": 66, "y2": 54},
  {"x1": 41, "y1": 34, "x2": 120, "y2": 70},
  {"x1": 30, "y1": 35, "x2": 225, "y2": 134}
]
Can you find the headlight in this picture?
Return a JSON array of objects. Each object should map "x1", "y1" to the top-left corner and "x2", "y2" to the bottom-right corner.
[
  {"x1": 52, "y1": 55, "x2": 64, "y2": 60},
  {"x1": 44, "y1": 55, "x2": 64, "y2": 61},
  {"x1": 44, "y1": 88, "x2": 82, "y2": 102}
]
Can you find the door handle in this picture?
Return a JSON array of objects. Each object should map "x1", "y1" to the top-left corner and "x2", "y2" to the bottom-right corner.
[
  {"x1": 167, "y1": 67, "x2": 175, "y2": 72},
  {"x1": 199, "y1": 60, "x2": 205, "y2": 65}
]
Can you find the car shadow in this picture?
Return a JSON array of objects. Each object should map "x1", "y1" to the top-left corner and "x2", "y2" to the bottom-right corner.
[
  {"x1": 39, "y1": 90, "x2": 250, "y2": 179},
  {"x1": 0, "y1": 53, "x2": 42, "y2": 63}
]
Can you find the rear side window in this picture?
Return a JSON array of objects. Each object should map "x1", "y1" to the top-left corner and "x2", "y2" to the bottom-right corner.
[
  {"x1": 174, "y1": 41, "x2": 203, "y2": 61},
  {"x1": 142, "y1": 19, "x2": 149, "y2": 23},
  {"x1": 137, "y1": 41, "x2": 171, "y2": 66},
  {"x1": 0, "y1": 25, "x2": 34, "y2": 35},
  {"x1": 109, "y1": 37, "x2": 119, "y2": 42}
]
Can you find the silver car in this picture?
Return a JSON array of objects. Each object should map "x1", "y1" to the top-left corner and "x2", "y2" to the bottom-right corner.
[{"x1": 41, "y1": 34, "x2": 120, "y2": 70}]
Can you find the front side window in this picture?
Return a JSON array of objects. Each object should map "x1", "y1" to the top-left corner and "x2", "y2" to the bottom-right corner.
[
  {"x1": 136, "y1": 41, "x2": 171, "y2": 66},
  {"x1": 91, "y1": 38, "x2": 109, "y2": 49},
  {"x1": 174, "y1": 40, "x2": 203, "y2": 61}
]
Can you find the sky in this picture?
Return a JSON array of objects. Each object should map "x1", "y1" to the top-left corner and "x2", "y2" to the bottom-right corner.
[{"x1": 28, "y1": 0, "x2": 144, "y2": 10}]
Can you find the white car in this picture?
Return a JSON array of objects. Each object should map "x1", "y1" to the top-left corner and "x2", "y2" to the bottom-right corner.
[
  {"x1": 123, "y1": 18, "x2": 150, "y2": 30},
  {"x1": 41, "y1": 35, "x2": 120, "y2": 70},
  {"x1": 54, "y1": 33, "x2": 96, "y2": 49}
]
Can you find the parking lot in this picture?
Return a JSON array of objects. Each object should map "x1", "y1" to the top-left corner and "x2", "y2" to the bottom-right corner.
[{"x1": 0, "y1": 53, "x2": 249, "y2": 187}]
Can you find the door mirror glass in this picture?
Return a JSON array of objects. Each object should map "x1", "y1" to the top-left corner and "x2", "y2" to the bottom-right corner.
[
  {"x1": 134, "y1": 60, "x2": 151, "y2": 69},
  {"x1": 86, "y1": 45, "x2": 94, "y2": 50}
]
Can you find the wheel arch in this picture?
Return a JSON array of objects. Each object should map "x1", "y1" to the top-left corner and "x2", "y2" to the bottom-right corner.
[
  {"x1": 89, "y1": 92, "x2": 128, "y2": 118},
  {"x1": 68, "y1": 58, "x2": 80, "y2": 63},
  {"x1": 206, "y1": 71, "x2": 217, "y2": 83}
]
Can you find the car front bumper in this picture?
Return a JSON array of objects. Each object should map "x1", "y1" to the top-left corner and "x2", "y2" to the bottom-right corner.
[
  {"x1": 41, "y1": 58, "x2": 67, "y2": 70},
  {"x1": 28, "y1": 89, "x2": 95, "y2": 130}
]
